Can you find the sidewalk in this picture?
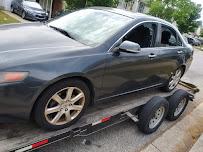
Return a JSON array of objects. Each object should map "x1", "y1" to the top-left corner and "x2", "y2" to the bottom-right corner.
[
  {"x1": 190, "y1": 134, "x2": 203, "y2": 152},
  {"x1": 141, "y1": 102, "x2": 203, "y2": 152},
  {"x1": 2, "y1": 10, "x2": 29, "y2": 23}
]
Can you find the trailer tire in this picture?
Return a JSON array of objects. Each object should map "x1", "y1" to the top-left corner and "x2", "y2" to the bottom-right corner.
[
  {"x1": 137, "y1": 96, "x2": 169, "y2": 134},
  {"x1": 34, "y1": 79, "x2": 90, "y2": 130},
  {"x1": 166, "y1": 89, "x2": 189, "y2": 121}
]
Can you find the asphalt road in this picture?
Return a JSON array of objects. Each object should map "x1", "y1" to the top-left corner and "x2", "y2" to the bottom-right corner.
[{"x1": 39, "y1": 49, "x2": 203, "y2": 152}]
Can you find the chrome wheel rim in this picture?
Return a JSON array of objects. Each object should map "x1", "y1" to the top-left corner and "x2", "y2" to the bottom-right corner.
[
  {"x1": 45, "y1": 87, "x2": 85, "y2": 125},
  {"x1": 174, "y1": 98, "x2": 186, "y2": 116},
  {"x1": 11, "y1": 7, "x2": 14, "y2": 12},
  {"x1": 168, "y1": 69, "x2": 182, "y2": 90},
  {"x1": 22, "y1": 12, "x2": 25, "y2": 18},
  {"x1": 149, "y1": 106, "x2": 165, "y2": 129}
]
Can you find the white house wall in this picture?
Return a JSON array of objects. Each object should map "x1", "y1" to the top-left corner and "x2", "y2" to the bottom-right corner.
[
  {"x1": 117, "y1": 0, "x2": 148, "y2": 13},
  {"x1": 0, "y1": 0, "x2": 13, "y2": 10}
]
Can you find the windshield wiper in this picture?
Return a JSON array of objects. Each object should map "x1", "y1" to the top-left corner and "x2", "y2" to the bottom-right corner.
[{"x1": 49, "y1": 25, "x2": 75, "y2": 40}]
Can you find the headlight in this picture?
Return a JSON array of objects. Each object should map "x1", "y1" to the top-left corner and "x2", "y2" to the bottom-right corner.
[{"x1": 0, "y1": 72, "x2": 29, "y2": 83}]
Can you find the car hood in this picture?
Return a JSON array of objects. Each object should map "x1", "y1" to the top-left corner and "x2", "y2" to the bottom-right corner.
[
  {"x1": 23, "y1": 1, "x2": 45, "y2": 13},
  {"x1": 0, "y1": 23, "x2": 91, "y2": 68}
]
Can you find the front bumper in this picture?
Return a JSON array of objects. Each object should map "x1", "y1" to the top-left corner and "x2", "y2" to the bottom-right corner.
[
  {"x1": 0, "y1": 81, "x2": 40, "y2": 122},
  {"x1": 26, "y1": 12, "x2": 48, "y2": 21}
]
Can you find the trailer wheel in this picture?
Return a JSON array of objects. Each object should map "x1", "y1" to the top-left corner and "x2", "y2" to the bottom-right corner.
[
  {"x1": 166, "y1": 90, "x2": 189, "y2": 121},
  {"x1": 137, "y1": 96, "x2": 169, "y2": 134}
]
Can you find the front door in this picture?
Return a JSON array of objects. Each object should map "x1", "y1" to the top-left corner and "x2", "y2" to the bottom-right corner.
[{"x1": 101, "y1": 22, "x2": 163, "y2": 99}]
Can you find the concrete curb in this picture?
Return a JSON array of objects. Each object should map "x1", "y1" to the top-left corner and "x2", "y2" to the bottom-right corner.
[
  {"x1": 189, "y1": 133, "x2": 203, "y2": 152},
  {"x1": 141, "y1": 103, "x2": 203, "y2": 152}
]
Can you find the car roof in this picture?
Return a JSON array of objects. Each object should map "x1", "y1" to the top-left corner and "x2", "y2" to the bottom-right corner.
[{"x1": 91, "y1": 7, "x2": 172, "y2": 26}]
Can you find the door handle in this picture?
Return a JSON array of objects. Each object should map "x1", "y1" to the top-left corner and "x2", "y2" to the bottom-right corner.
[
  {"x1": 148, "y1": 54, "x2": 157, "y2": 58},
  {"x1": 177, "y1": 50, "x2": 183, "y2": 54}
]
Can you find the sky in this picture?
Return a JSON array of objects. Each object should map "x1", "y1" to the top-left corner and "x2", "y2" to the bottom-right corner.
[{"x1": 191, "y1": 0, "x2": 203, "y2": 22}]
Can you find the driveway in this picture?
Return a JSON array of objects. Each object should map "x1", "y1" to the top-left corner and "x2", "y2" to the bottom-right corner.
[{"x1": 39, "y1": 49, "x2": 203, "y2": 152}]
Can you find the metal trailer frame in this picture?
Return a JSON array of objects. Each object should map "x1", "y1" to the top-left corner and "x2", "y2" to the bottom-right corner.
[{"x1": 7, "y1": 81, "x2": 198, "y2": 152}]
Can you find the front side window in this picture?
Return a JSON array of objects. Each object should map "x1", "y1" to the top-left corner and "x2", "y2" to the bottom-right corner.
[
  {"x1": 160, "y1": 25, "x2": 182, "y2": 47},
  {"x1": 48, "y1": 9, "x2": 132, "y2": 46},
  {"x1": 123, "y1": 23, "x2": 157, "y2": 48}
]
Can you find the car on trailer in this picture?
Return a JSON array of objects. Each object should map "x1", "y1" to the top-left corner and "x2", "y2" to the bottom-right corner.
[{"x1": 0, "y1": 7, "x2": 193, "y2": 130}]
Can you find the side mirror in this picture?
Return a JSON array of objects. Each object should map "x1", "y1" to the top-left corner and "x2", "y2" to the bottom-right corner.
[{"x1": 118, "y1": 41, "x2": 141, "y2": 53}]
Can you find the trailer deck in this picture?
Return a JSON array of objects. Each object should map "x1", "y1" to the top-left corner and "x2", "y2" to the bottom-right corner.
[{"x1": 0, "y1": 82, "x2": 197, "y2": 152}]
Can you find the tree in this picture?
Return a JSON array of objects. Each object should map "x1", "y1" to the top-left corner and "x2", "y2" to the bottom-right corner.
[
  {"x1": 65, "y1": 0, "x2": 119, "y2": 10},
  {"x1": 200, "y1": 28, "x2": 203, "y2": 37},
  {"x1": 86, "y1": 0, "x2": 119, "y2": 7},
  {"x1": 65, "y1": 0, "x2": 86, "y2": 10},
  {"x1": 124, "y1": 0, "x2": 135, "y2": 10},
  {"x1": 147, "y1": 0, "x2": 202, "y2": 33}
]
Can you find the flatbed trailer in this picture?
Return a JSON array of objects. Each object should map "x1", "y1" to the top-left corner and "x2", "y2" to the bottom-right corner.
[{"x1": 0, "y1": 81, "x2": 198, "y2": 152}]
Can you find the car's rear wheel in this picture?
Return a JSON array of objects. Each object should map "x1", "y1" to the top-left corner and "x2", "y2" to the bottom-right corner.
[
  {"x1": 163, "y1": 68, "x2": 183, "y2": 92},
  {"x1": 10, "y1": 6, "x2": 14, "y2": 13},
  {"x1": 34, "y1": 79, "x2": 90, "y2": 130}
]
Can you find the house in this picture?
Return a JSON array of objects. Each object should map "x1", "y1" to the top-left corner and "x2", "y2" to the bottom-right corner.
[
  {"x1": 0, "y1": 0, "x2": 13, "y2": 10},
  {"x1": 0, "y1": 0, "x2": 63, "y2": 18},
  {"x1": 36, "y1": 0, "x2": 63, "y2": 18},
  {"x1": 117, "y1": 0, "x2": 148, "y2": 13}
]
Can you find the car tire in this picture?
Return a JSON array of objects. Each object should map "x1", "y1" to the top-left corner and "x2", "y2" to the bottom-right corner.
[
  {"x1": 166, "y1": 89, "x2": 189, "y2": 121},
  {"x1": 162, "y1": 68, "x2": 183, "y2": 92},
  {"x1": 34, "y1": 79, "x2": 90, "y2": 130},
  {"x1": 137, "y1": 96, "x2": 169, "y2": 134}
]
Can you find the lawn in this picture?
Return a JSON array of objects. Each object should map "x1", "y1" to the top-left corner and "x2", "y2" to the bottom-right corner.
[{"x1": 0, "y1": 11, "x2": 19, "y2": 24}]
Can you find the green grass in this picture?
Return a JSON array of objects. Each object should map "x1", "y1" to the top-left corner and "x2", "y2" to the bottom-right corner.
[{"x1": 0, "y1": 11, "x2": 19, "y2": 24}]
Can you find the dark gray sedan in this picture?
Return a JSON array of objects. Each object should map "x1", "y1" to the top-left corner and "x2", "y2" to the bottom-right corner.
[
  {"x1": 11, "y1": 0, "x2": 48, "y2": 21},
  {"x1": 0, "y1": 8, "x2": 193, "y2": 130}
]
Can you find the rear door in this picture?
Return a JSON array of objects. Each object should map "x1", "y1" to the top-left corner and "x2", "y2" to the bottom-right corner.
[{"x1": 156, "y1": 24, "x2": 185, "y2": 83}]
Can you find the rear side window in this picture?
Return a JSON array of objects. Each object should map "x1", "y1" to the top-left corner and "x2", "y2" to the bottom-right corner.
[
  {"x1": 124, "y1": 22, "x2": 157, "y2": 48},
  {"x1": 160, "y1": 25, "x2": 182, "y2": 47}
]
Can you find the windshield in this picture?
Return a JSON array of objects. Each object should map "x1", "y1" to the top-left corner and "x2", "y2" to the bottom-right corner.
[
  {"x1": 48, "y1": 9, "x2": 132, "y2": 46},
  {"x1": 23, "y1": 1, "x2": 43, "y2": 10}
]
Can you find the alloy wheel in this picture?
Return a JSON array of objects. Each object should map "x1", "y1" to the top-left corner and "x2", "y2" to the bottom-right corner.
[
  {"x1": 10, "y1": 7, "x2": 14, "y2": 13},
  {"x1": 168, "y1": 69, "x2": 182, "y2": 90},
  {"x1": 44, "y1": 87, "x2": 85, "y2": 125},
  {"x1": 22, "y1": 12, "x2": 26, "y2": 19}
]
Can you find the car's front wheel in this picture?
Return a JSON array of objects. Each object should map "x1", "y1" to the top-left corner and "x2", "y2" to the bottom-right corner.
[
  {"x1": 163, "y1": 68, "x2": 183, "y2": 92},
  {"x1": 34, "y1": 79, "x2": 90, "y2": 130}
]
